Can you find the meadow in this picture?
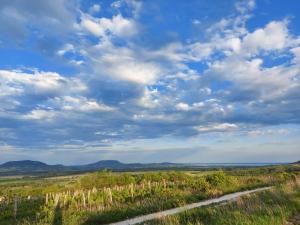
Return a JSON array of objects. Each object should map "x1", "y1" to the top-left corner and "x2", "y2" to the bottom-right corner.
[
  {"x1": 147, "y1": 179, "x2": 300, "y2": 225},
  {"x1": 0, "y1": 164, "x2": 299, "y2": 225}
]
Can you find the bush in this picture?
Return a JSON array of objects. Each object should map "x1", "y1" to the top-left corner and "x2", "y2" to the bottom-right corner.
[{"x1": 205, "y1": 171, "x2": 226, "y2": 187}]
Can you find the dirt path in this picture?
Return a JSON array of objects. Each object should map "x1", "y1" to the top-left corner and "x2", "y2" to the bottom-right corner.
[
  {"x1": 284, "y1": 213, "x2": 300, "y2": 225},
  {"x1": 108, "y1": 186, "x2": 271, "y2": 225}
]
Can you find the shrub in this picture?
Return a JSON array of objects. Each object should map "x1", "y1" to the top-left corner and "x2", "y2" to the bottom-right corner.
[{"x1": 205, "y1": 171, "x2": 226, "y2": 187}]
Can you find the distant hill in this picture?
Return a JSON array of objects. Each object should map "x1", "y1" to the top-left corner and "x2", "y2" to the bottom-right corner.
[
  {"x1": 0, "y1": 160, "x2": 69, "y2": 174},
  {"x1": 0, "y1": 160, "x2": 285, "y2": 176},
  {"x1": 76, "y1": 160, "x2": 131, "y2": 170},
  {"x1": 0, "y1": 160, "x2": 181, "y2": 176}
]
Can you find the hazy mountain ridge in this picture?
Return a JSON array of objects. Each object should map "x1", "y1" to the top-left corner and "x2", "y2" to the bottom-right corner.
[
  {"x1": 0, "y1": 160, "x2": 181, "y2": 175},
  {"x1": 0, "y1": 160, "x2": 69, "y2": 174},
  {"x1": 0, "y1": 160, "x2": 290, "y2": 176}
]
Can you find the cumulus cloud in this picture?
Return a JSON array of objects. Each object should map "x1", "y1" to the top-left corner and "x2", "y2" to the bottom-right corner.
[
  {"x1": 0, "y1": 69, "x2": 86, "y2": 95},
  {"x1": 80, "y1": 14, "x2": 137, "y2": 38},
  {"x1": 242, "y1": 21, "x2": 289, "y2": 55},
  {"x1": 52, "y1": 96, "x2": 114, "y2": 112},
  {"x1": 86, "y1": 39, "x2": 162, "y2": 84},
  {"x1": 207, "y1": 57, "x2": 298, "y2": 99},
  {"x1": 0, "y1": 0, "x2": 300, "y2": 163},
  {"x1": 101, "y1": 53, "x2": 161, "y2": 84},
  {"x1": 176, "y1": 102, "x2": 190, "y2": 111}
]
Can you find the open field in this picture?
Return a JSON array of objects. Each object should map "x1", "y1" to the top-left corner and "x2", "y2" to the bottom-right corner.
[{"x1": 0, "y1": 164, "x2": 299, "y2": 225}]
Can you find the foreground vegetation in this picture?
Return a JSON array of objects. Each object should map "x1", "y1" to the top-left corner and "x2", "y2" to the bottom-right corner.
[
  {"x1": 0, "y1": 164, "x2": 299, "y2": 225},
  {"x1": 148, "y1": 179, "x2": 300, "y2": 225}
]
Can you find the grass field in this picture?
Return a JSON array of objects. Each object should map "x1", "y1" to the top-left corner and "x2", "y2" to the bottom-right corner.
[
  {"x1": 147, "y1": 180, "x2": 300, "y2": 225},
  {"x1": 0, "y1": 164, "x2": 299, "y2": 225}
]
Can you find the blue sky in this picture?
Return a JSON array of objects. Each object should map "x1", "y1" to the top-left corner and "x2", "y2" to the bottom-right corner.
[{"x1": 0, "y1": 0, "x2": 299, "y2": 164}]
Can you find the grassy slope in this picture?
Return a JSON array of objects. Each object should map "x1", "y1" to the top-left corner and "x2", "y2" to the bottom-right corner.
[{"x1": 147, "y1": 181, "x2": 300, "y2": 225}]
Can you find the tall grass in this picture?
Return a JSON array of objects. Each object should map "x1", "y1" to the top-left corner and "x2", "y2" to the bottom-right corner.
[
  {"x1": 0, "y1": 167, "x2": 299, "y2": 225},
  {"x1": 148, "y1": 179, "x2": 300, "y2": 225}
]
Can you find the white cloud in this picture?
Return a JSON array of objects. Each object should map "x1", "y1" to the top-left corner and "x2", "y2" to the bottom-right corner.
[
  {"x1": 235, "y1": 0, "x2": 255, "y2": 14},
  {"x1": 0, "y1": 69, "x2": 86, "y2": 95},
  {"x1": 89, "y1": 4, "x2": 101, "y2": 14},
  {"x1": 81, "y1": 14, "x2": 137, "y2": 38},
  {"x1": 133, "y1": 113, "x2": 178, "y2": 122},
  {"x1": 78, "y1": 11, "x2": 162, "y2": 85},
  {"x1": 242, "y1": 21, "x2": 289, "y2": 55},
  {"x1": 148, "y1": 42, "x2": 187, "y2": 62},
  {"x1": 186, "y1": 42, "x2": 214, "y2": 61},
  {"x1": 111, "y1": 1, "x2": 122, "y2": 9},
  {"x1": 55, "y1": 96, "x2": 114, "y2": 112},
  {"x1": 57, "y1": 43, "x2": 74, "y2": 56},
  {"x1": 192, "y1": 19, "x2": 201, "y2": 25},
  {"x1": 102, "y1": 55, "x2": 161, "y2": 84},
  {"x1": 138, "y1": 88, "x2": 160, "y2": 108},
  {"x1": 175, "y1": 97, "x2": 230, "y2": 115},
  {"x1": 208, "y1": 56, "x2": 299, "y2": 100},
  {"x1": 145, "y1": 41, "x2": 214, "y2": 63},
  {"x1": 1, "y1": 0, "x2": 300, "y2": 157},
  {"x1": 70, "y1": 59, "x2": 84, "y2": 65},
  {"x1": 89, "y1": 40, "x2": 162, "y2": 84},
  {"x1": 291, "y1": 47, "x2": 300, "y2": 64},
  {"x1": 222, "y1": 37, "x2": 241, "y2": 53},
  {"x1": 247, "y1": 128, "x2": 290, "y2": 136},
  {"x1": 175, "y1": 102, "x2": 190, "y2": 111},
  {"x1": 22, "y1": 109, "x2": 57, "y2": 121},
  {"x1": 18, "y1": 96, "x2": 114, "y2": 122},
  {"x1": 81, "y1": 17, "x2": 102, "y2": 36},
  {"x1": 195, "y1": 123, "x2": 238, "y2": 132}
]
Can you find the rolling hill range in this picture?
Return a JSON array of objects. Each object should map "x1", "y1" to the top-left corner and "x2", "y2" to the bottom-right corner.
[
  {"x1": 0, "y1": 160, "x2": 288, "y2": 176},
  {"x1": 0, "y1": 160, "x2": 181, "y2": 176}
]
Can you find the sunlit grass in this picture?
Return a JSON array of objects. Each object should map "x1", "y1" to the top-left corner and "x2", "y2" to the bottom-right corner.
[
  {"x1": 148, "y1": 180, "x2": 300, "y2": 225},
  {"x1": 0, "y1": 165, "x2": 299, "y2": 225}
]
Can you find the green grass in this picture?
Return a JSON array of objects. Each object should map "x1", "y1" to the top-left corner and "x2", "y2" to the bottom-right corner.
[
  {"x1": 147, "y1": 181, "x2": 300, "y2": 225},
  {"x1": 0, "y1": 165, "x2": 299, "y2": 225}
]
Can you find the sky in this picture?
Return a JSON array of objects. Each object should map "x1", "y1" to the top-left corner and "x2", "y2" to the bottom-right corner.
[{"x1": 0, "y1": 0, "x2": 299, "y2": 165}]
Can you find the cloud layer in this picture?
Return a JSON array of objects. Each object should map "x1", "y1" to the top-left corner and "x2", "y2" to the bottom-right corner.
[{"x1": 0, "y1": 0, "x2": 299, "y2": 163}]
